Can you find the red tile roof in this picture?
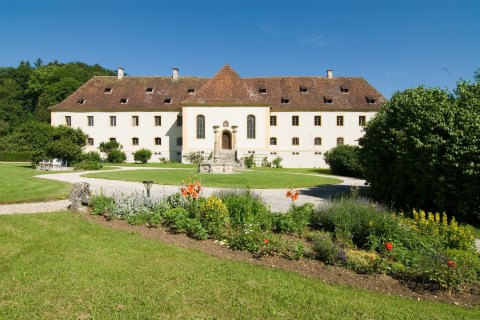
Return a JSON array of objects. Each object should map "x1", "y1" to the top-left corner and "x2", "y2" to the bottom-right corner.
[{"x1": 50, "y1": 65, "x2": 385, "y2": 112}]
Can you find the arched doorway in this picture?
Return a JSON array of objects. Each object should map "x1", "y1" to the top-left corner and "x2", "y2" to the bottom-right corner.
[{"x1": 222, "y1": 131, "x2": 232, "y2": 149}]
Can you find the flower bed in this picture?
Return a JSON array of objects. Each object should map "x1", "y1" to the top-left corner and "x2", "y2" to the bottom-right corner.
[{"x1": 89, "y1": 181, "x2": 480, "y2": 291}]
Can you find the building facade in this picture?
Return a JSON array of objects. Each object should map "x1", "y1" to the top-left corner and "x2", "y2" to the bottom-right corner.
[{"x1": 50, "y1": 65, "x2": 385, "y2": 168}]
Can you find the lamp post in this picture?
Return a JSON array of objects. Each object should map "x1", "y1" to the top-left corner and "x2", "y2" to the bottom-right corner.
[{"x1": 143, "y1": 180, "x2": 153, "y2": 197}]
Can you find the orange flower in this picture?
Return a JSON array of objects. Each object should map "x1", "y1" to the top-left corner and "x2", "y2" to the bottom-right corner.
[
  {"x1": 286, "y1": 190, "x2": 292, "y2": 198},
  {"x1": 291, "y1": 193, "x2": 299, "y2": 201},
  {"x1": 263, "y1": 239, "x2": 269, "y2": 244},
  {"x1": 447, "y1": 260, "x2": 456, "y2": 267}
]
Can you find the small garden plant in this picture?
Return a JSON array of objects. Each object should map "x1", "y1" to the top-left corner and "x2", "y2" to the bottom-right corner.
[{"x1": 89, "y1": 181, "x2": 480, "y2": 291}]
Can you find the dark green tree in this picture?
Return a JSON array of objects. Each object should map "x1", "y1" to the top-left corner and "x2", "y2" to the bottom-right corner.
[
  {"x1": 134, "y1": 148, "x2": 152, "y2": 163},
  {"x1": 324, "y1": 145, "x2": 363, "y2": 178},
  {"x1": 359, "y1": 82, "x2": 480, "y2": 222}
]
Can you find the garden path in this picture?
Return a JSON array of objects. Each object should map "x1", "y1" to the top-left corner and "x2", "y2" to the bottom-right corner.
[{"x1": 0, "y1": 166, "x2": 364, "y2": 214}]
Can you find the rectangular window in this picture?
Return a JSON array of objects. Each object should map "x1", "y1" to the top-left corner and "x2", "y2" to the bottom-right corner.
[
  {"x1": 177, "y1": 137, "x2": 183, "y2": 146},
  {"x1": 164, "y1": 98, "x2": 172, "y2": 104},
  {"x1": 120, "y1": 98, "x2": 128, "y2": 104},
  {"x1": 146, "y1": 87, "x2": 154, "y2": 93},
  {"x1": 109, "y1": 137, "x2": 116, "y2": 142},
  {"x1": 132, "y1": 137, "x2": 139, "y2": 145},
  {"x1": 188, "y1": 88, "x2": 195, "y2": 94},
  {"x1": 87, "y1": 116, "x2": 94, "y2": 126},
  {"x1": 132, "y1": 116, "x2": 139, "y2": 126},
  {"x1": 359, "y1": 116, "x2": 366, "y2": 126},
  {"x1": 314, "y1": 115, "x2": 321, "y2": 126},
  {"x1": 337, "y1": 137, "x2": 344, "y2": 146},
  {"x1": 259, "y1": 87, "x2": 267, "y2": 94},
  {"x1": 281, "y1": 98, "x2": 289, "y2": 104},
  {"x1": 300, "y1": 86, "x2": 308, "y2": 93},
  {"x1": 314, "y1": 137, "x2": 322, "y2": 145},
  {"x1": 155, "y1": 137, "x2": 161, "y2": 145},
  {"x1": 292, "y1": 137, "x2": 299, "y2": 145},
  {"x1": 65, "y1": 116, "x2": 71, "y2": 126},
  {"x1": 177, "y1": 116, "x2": 182, "y2": 126},
  {"x1": 154, "y1": 116, "x2": 161, "y2": 126},
  {"x1": 336, "y1": 116, "x2": 344, "y2": 126},
  {"x1": 292, "y1": 115, "x2": 299, "y2": 126},
  {"x1": 270, "y1": 115, "x2": 277, "y2": 126},
  {"x1": 110, "y1": 116, "x2": 116, "y2": 126},
  {"x1": 87, "y1": 138, "x2": 94, "y2": 146}
]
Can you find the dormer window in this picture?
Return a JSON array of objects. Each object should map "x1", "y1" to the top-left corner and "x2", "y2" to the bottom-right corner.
[
  {"x1": 104, "y1": 88, "x2": 112, "y2": 94},
  {"x1": 324, "y1": 97, "x2": 333, "y2": 104},
  {"x1": 77, "y1": 99, "x2": 86, "y2": 105},
  {"x1": 281, "y1": 97, "x2": 289, "y2": 104},
  {"x1": 120, "y1": 98, "x2": 128, "y2": 104},
  {"x1": 259, "y1": 87, "x2": 267, "y2": 94},
  {"x1": 164, "y1": 98, "x2": 172, "y2": 104},
  {"x1": 366, "y1": 97, "x2": 376, "y2": 104},
  {"x1": 341, "y1": 86, "x2": 349, "y2": 93},
  {"x1": 146, "y1": 87, "x2": 154, "y2": 93},
  {"x1": 300, "y1": 86, "x2": 308, "y2": 93},
  {"x1": 188, "y1": 88, "x2": 195, "y2": 94}
]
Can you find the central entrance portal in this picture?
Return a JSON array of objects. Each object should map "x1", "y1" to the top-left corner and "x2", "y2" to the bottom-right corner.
[{"x1": 222, "y1": 131, "x2": 232, "y2": 149}]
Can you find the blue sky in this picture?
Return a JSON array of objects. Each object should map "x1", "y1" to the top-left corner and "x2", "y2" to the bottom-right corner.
[{"x1": 1, "y1": 0, "x2": 479, "y2": 98}]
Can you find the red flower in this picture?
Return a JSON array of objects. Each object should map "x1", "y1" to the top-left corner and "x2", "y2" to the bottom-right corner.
[
  {"x1": 263, "y1": 239, "x2": 269, "y2": 244},
  {"x1": 385, "y1": 242, "x2": 393, "y2": 251},
  {"x1": 447, "y1": 260, "x2": 456, "y2": 267}
]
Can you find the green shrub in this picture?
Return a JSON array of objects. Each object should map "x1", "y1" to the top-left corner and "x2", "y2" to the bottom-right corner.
[
  {"x1": 228, "y1": 225, "x2": 274, "y2": 254},
  {"x1": 345, "y1": 249, "x2": 383, "y2": 274},
  {"x1": 272, "y1": 156, "x2": 283, "y2": 168},
  {"x1": 74, "y1": 160, "x2": 103, "y2": 170},
  {"x1": 199, "y1": 195, "x2": 230, "y2": 238},
  {"x1": 185, "y1": 218, "x2": 209, "y2": 240},
  {"x1": 0, "y1": 151, "x2": 32, "y2": 162},
  {"x1": 324, "y1": 145, "x2": 363, "y2": 178},
  {"x1": 310, "y1": 231, "x2": 345, "y2": 265},
  {"x1": 183, "y1": 152, "x2": 204, "y2": 164},
  {"x1": 243, "y1": 155, "x2": 254, "y2": 168},
  {"x1": 272, "y1": 203, "x2": 314, "y2": 236},
  {"x1": 77, "y1": 151, "x2": 102, "y2": 162},
  {"x1": 108, "y1": 149, "x2": 126, "y2": 163},
  {"x1": 134, "y1": 148, "x2": 152, "y2": 164},
  {"x1": 444, "y1": 249, "x2": 480, "y2": 285},
  {"x1": 217, "y1": 189, "x2": 272, "y2": 229},
  {"x1": 162, "y1": 207, "x2": 189, "y2": 232},
  {"x1": 89, "y1": 194, "x2": 115, "y2": 217}
]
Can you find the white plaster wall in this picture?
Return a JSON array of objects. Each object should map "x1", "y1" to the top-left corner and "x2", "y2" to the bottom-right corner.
[
  {"x1": 268, "y1": 111, "x2": 376, "y2": 168},
  {"x1": 182, "y1": 106, "x2": 270, "y2": 154},
  {"x1": 51, "y1": 111, "x2": 182, "y2": 162},
  {"x1": 51, "y1": 110, "x2": 376, "y2": 167}
]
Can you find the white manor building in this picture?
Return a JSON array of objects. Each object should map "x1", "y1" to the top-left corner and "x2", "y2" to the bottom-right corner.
[{"x1": 50, "y1": 65, "x2": 385, "y2": 168}]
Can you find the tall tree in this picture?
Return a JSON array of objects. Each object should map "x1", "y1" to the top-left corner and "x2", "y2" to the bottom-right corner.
[{"x1": 359, "y1": 82, "x2": 480, "y2": 222}]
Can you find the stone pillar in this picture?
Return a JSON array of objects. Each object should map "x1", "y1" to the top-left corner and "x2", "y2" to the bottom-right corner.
[
  {"x1": 213, "y1": 125, "x2": 220, "y2": 163},
  {"x1": 69, "y1": 182, "x2": 91, "y2": 212},
  {"x1": 231, "y1": 125, "x2": 238, "y2": 151}
]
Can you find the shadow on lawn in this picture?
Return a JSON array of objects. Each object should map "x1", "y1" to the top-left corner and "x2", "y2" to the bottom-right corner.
[{"x1": 301, "y1": 184, "x2": 370, "y2": 200}]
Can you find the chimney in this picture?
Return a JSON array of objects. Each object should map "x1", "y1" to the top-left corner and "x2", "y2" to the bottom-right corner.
[
  {"x1": 117, "y1": 67, "x2": 124, "y2": 79},
  {"x1": 172, "y1": 67, "x2": 179, "y2": 80},
  {"x1": 327, "y1": 69, "x2": 333, "y2": 79}
]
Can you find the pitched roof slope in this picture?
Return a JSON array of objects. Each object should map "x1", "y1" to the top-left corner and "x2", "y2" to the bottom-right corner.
[
  {"x1": 50, "y1": 76, "x2": 208, "y2": 112},
  {"x1": 50, "y1": 65, "x2": 385, "y2": 112},
  {"x1": 182, "y1": 64, "x2": 268, "y2": 105}
]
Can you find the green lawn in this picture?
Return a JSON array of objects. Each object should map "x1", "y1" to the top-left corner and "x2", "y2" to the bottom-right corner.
[
  {"x1": 103, "y1": 162, "x2": 197, "y2": 168},
  {"x1": 83, "y1": 168, "x2": 342, "y2": 189},
  {"x1": 0, "y1": 163, "x2": 71, "y2": 204},
  {"x1": 0, "y1": 212, "x2": 477, "y2": 319}
]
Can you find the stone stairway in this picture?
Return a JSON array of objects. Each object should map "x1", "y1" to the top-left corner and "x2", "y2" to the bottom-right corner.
[{"x1": 217, "y1": 150, "x2": 237, "y2": 164}]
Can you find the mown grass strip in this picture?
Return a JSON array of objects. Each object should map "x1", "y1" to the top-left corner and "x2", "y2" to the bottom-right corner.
[
  {"x1": 83, "y1": 168, "x2": 341, "y2": 189},
  {"x1": 0, "y1": 212, "x2": 478, "y2": 319},
  {"x1": 0, "y1": 163, "x2": 71, "y2": 204}
]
